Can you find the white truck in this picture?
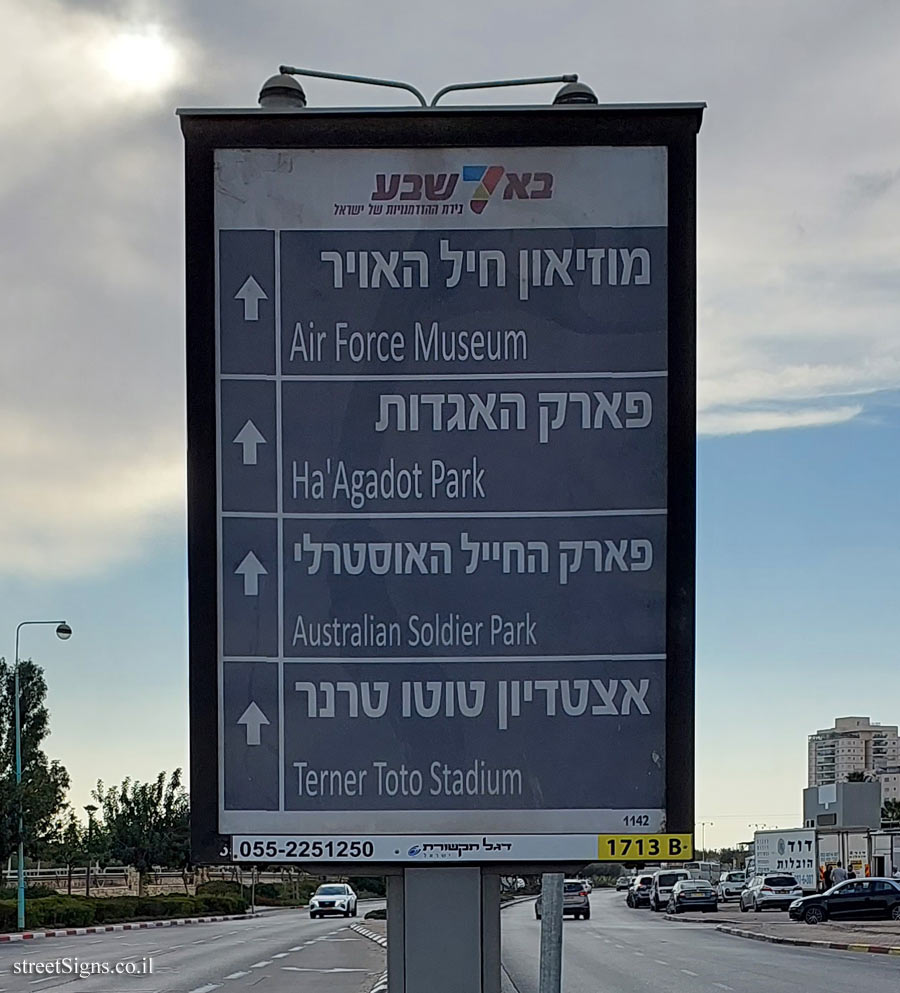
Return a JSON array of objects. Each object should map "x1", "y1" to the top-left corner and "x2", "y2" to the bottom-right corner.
[{"x1": 753, "y1": 829, "x2": 817, "y2": 892}]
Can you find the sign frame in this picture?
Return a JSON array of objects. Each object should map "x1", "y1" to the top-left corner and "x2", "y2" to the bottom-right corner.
[{"x1": 180, "y1": 102, "x2": 702, "y2": 868}]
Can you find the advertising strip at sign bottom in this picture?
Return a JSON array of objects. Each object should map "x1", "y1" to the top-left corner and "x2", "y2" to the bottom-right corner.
[{"x1": 231, "y1": 833, "x2": 692, "y2": 863}]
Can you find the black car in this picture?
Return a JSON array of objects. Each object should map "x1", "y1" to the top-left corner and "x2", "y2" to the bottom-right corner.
[
  {"x1": 667, "y1": 879, "x2": 718, "y2": 914},
  {"x1": 788, "y1": 877, "x2": 900, "y2": 925}
]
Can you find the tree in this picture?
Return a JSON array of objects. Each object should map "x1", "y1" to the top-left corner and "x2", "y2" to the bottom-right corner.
[
  {"x1": 0, "y1": 658, "x2": 70, "y2": 868},
  {"x1": 846, "y1": 771, "x2": 872, "y2": 782},
  {"x1": 93, "y1": 770, "x2": 189, "y2": 894},
  {"x1": 44, "y1": 809, "x2": 86, "y2": 895},
  {"x1": 882, "y1": 799, "x2": 900, "y2": 826}
]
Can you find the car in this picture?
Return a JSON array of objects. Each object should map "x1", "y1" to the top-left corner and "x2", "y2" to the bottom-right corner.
[
  {"x1": 535, "y1": 879, "x2": 591, "y2": 920},
  {"x1": 627, "y1": 873, "x2": 655, "y2": 908},
  {"x1": 789, "y1": 878, "x2": 900, "y2": 925},
  {"x1": 649, "y1": 869, "x2": 691, "y2": 912},
  {"x1": 309, "y1": 882, "x2": 358, "y2": 918},
  {"x1": 615, "y1": 875, "x2": 632, "y2": 891},
  {"x1": 666, "y1": 879, "x2": 718, "y2": 914},
  {"x1": 739, "y1": 873, "x2": 802, "y2": 912},
  {"x1": 717, "y1": 870, "x2": 747, "y2": 902}
]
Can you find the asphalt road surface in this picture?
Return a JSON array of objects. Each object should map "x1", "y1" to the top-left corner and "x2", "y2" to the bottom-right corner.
[
  {"x1": 0, "y1": 907, "x2": 385, "y2": 993},
  {"x1": 501, "y1": 890, "x2": 900, "y2": 993}
]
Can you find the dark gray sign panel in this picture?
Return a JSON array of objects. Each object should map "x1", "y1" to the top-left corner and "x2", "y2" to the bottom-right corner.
[{"x1": 182, "y1": 108, "x2": 701, "y2": 864}]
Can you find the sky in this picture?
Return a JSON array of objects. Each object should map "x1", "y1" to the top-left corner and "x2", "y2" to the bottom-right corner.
[{"x1": 1, "y1": 0, "x2": 899, "y2": 851}]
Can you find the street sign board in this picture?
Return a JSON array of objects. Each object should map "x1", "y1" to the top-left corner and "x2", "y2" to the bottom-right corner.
[{"x1": 181, "y1": 104, "x2": 702, "y2": 864}]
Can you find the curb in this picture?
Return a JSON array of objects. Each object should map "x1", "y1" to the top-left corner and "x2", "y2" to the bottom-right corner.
[
  {"x1": 350, "y1": 922, "x2": 388, "y2": 949},
  {"x1": 368, "y1": 972, "x2": 388, "y2": 993},
  {"x1": 664, "y1": 912, "x2": 721, "y2": 922},
  {"x1": 716, "y1": 924, "x2": 900, "y2": 955},
  {"x1": 0, "y1": 913, "x2": 256, "y2": 943}
]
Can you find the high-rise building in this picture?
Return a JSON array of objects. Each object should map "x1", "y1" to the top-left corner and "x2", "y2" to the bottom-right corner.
[{"x1": 808, "y1": 717, "x2": 900, "y2": 802}]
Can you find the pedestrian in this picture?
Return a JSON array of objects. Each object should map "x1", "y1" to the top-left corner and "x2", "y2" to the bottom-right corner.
[
  {"x1": 892, "y1": 867, "x2": 900, "y2": 881},
  {"x1": 824, "y1": 864, "x2": 834, "y2": 890},
  {"x1": 847, "y1": 868, "x2": 856, "y2": 879},
  {"x1": 831, "y1": 862, "x2": 849, "y2": 885}
]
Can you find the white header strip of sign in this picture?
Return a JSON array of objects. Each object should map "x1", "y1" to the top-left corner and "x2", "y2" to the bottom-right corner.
[
  {"x1": 215, "y1": 146, "x2": 667, "y2": 231},
  {"x1": 231, "y1": 833, "x2": 607, "y2": 862}
]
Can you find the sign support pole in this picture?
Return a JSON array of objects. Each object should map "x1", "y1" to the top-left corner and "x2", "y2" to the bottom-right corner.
[
  {"x1": 387, "y1": 867, "x2": 500, "y2": 993},
  {"x1": 538, "y1": 872, "x2": 564, "y2": 993}
]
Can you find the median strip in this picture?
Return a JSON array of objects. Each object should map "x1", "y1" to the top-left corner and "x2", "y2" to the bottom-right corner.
[
  {"x1": 716, "y1": 924, "x2": 900, "y2": 955},
  {"x1": 0, "y1": 914, "x2": 256, "y2": 943}
]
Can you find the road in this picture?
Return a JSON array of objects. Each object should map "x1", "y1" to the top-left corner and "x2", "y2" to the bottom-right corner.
[
  {"x1": 0, "y1": 907, "x2": 384, "y2": 993},
  {"x1": 501, "y1": 890, "x2": 900, "y2": 993}
]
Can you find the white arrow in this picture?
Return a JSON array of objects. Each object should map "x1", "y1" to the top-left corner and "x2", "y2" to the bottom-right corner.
[
  {"x1": 233, "y1": 420, "x2": 267, "y2": 465},
  {"x1": 234, "y1": 276, "x2": 267, "y2": 321},
  {"x1": 235, "y1": 551, "x2": 267, "y2": 596},
  {"x1": 237, "y1": 701, "x2": 270, "y2": 746}
]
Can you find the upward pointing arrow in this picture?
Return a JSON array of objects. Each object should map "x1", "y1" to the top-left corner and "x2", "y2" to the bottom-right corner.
[
  {"x1": 237, "y1": 701, "x2": 270, "y2": 746},
  {"x1": 233, "y1": 420, "x2": 267, "y2": 465},
  {"x1": 234, "y1": 276, "x2": 267, "y2": 321},
  {"x1": 235, "y1": 551, "x2": 267, "y2": 596}
]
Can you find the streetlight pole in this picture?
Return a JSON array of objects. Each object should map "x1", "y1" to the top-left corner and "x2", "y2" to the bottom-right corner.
[
  {"x1": 84, "y1": 805, "x2": 97, "y2": 898},
  {"x1": 13, "y1": 620, "x2": 72, "y2": 930},
  {"x1": 697, "y1": 821, "x2": 714, "y2": 854}
]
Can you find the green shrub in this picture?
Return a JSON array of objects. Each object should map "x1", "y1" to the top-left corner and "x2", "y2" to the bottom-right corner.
[
  {"x1": 196, "y1": 880, "x2": 242, "y2": 897},
  {"x1": 0, "y1": 891, "x2": 247, "y2": 933},
  {"x1": 28, "y1": 897, "x2": 96, "y2": 929},
  {"x1": 0, "y1": 885, "x2": 62, "y2": 901},
  {"x1": 197, "y1": 879, "x2": 302, "y2": 908},
  {"x1": 91, "y1": 896, "x2": 139, "y2": 923},
  {"x1": 194, "y1": 894, "x2": 246, "y2": 915},
  {"x1": 0, "y1": 900, "x2": 17, "y2": 931}
]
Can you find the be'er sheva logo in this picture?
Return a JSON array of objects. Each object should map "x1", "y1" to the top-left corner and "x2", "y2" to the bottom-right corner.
[{"x1": 371, "y1": 167, "x2": 553, "y2": 213}]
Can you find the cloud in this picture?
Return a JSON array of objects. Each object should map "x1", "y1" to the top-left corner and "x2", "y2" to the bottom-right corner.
[
  {"x1": 0, "y1": 409, "x2": 184, "y2": 578},
  {"x1": 699, "y1": 404, "x2": 863, "y2": 437}
]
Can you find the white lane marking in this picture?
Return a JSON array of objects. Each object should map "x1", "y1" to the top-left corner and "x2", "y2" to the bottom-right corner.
[
  {"x1": 209, "y1": 934, "x2": 225, "y2": 940},
  {"x1": 287, "y1": 946, "x2": 304, "y2": 952},
  {"x1": 271, "y1": 953, "x2": 289, "y2": 959},
  {"x1": 614, "y1": 944, "x2": 625, "y2": 949},
  {"x1": 654, "y1": 959, "x2": 669, "y2": 965},
  {"x1": 191, "y1": 940, "x2": 207, "y2": 945},
  {"x1": 188, "y1": 985, "x2": 222, "y2": 993},
  {"x1": 250, "y1": 961, "x2": 272, "y2": 969},
  {"x1": 633, "y1": 951, "x2": 645, "y2": 957},
  {"x1": 29, "y1": 979, "x2": 56, "y2": 985},
  {"x1": 714, "y1": 985, "x2": 734, "y2": 991},
  {"x1": 281, "y1": 967, "x2": 366, "y2": 973},
  {"x1": 681, "y1": 970, "x2": 699, "y2": 977},
  {"x1": 224, "y1": 972, "x2": 250, "y2": 981},
  {"x1": 170, "y1": 945, "x2": 184, "y2": 950}
]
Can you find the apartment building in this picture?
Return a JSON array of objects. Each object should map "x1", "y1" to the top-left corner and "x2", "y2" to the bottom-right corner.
[{"x1": 808, "y1": 717, "x2": 900, "y2": 802}]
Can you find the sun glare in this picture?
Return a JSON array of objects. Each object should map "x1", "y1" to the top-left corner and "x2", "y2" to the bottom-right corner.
[{"x1": 100, "y1": 26, "x2": 179, "y2": 94}]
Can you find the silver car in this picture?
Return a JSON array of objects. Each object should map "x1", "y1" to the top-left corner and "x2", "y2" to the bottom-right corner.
[
  {"x1": 535, "y1": 879, "x2": 591, "y2": 920},
  {"x1": 739, "y1": 873, "x2": 803, "y2": 912}
]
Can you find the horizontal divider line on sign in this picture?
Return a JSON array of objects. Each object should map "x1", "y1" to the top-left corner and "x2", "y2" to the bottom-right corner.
[
  {"x1": 221, "y1": 654, "x2": 666, "y2": 663},
  {"x1": 221, "y1": 509, "x2": 668, "y2": 519},
  {"x1": 219, "y1": 371, "x2": 669, "y2": 382}
]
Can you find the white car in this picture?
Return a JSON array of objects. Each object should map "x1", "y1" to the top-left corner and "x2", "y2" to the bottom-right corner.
[
  {"x1": 309, "y1": 882, "x2": 358, "y2": 918},
  {"x1": 717, "y1": 870, "x2": 747, "y2": 902},
  {"x1": 649, "y1": 869, "x2": 691, "y2": 912},
  {"x1": 739, "y1": 873, "x2": 803, "y2": 912}
]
